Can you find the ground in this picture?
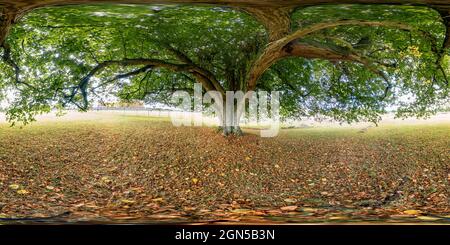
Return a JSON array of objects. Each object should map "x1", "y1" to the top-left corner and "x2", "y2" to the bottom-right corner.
[{"x1": 0, "y1": 112, "x2": 449, "y2": 224}]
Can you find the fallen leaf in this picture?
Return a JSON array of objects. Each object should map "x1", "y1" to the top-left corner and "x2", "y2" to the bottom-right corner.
[
  {"x1": 403, "y1": 210, "x2": 422, "y2": 215},
  {"x1": 280, "y1": 205, "x2": 298, "y2": 211},
  {"x1": 302, "y1": 208, "x2": 318, "y2": 212},
  {"x1": 17, "y1": 189, "x2": 29, "y2": 195},
  {"x1": 101, "y1": 176, "x2": 112, "y2": 184},
  {"x1": 73, "y1": 203, "x2": 85, "y2": 208},
  {"x1": 267, "y1": 210, "x2": 283, "y2": 214},
  {"x1": 329, "y1": 216, "x2": 348, "y2": 220},
  {"x1": 183, "y1": 207, "x2": 196, "y2": 211},
  {"x1": 416, "y1": 216, "x2": 441, "y2": 221},
  {"x1": 9, "y1": 184, "x2": 19, "y2": 190},
  {"x1": 231, "y1": 209, "x2": 252, "y2": 214},
  {"x1": 120, "y1": 199, "x2": 135, "y2": 204},
  {"x1": 283, "y1": 198, "x2": 297, "y2": 203},
  {"x1": 152, "y1": 197, "x2": 164, "y2": 202}
]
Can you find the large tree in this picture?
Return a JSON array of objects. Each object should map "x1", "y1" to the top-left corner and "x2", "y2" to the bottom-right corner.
[{"x1": 0, "y1": 1, "x2": 449, "y2": 134}]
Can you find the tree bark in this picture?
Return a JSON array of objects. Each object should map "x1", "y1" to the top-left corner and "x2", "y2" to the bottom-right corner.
[
  {"x1": 218, "y1": 96, "x2": 245, "y2": 136},
  {"x1": 438, "y1": 10, "x2": 450, "y2": 61},
  {"x1": 242, "y1": 6, "x2": 294, "y2": 42},
  {"x1": 0, "y1": 8, "x2": 18, "y2": 47}
]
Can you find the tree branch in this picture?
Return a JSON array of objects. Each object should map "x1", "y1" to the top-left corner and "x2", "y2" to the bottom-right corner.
[
  {"x1": 1, "y1": 7, "x2": 38, "y2": 91},
  {"x1": 247, "y1": 19, "x2": 431, "y2": 90},
  {"x1": 242, "y1": 6, "x2": 295, "y2": 42},
  {"x1": 0, "y1": 8, "x2": 15, "y2": 46},
  {"x1": 67, "y1": 58, "x2": 219, "y2": 109},
  {"x1": 272, "y1": 67, "x2": 312, "y2": 98},
  {"x1": 91, "y1": 65, "x2": 153, "y2": 91},
  {"x1": 289, "y1": 40, "x2": 392, "y2": 93},
  {"x1": 435, "y1": 10, "x2": 450, "y2": 86},
  {"x1": 1, "y1": 41, "x2": 35, "y2": 90},
  {"x1": 161, "y1": 42, "x2": 226, "y2": 95}
]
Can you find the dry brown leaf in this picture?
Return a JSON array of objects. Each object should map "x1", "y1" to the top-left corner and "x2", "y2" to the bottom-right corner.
[
  {"x1": 280, "y1": 205, "x2": 298, "y2": 211},
  {"x1": 329, "y1": 216, "x2": 348, "y2": 220},
  {"x1": 120, "y1": 199, "x2": 135, "y2": 204},
  {"x1": 403, "y1": 210, "x2": 422, "y2": 215},
  {"x1": 283, "y1": 198, "x2": 297, "y2": 203},
  {"x1": 17, "y1": 189, "x2": 29, "y2": 195}
]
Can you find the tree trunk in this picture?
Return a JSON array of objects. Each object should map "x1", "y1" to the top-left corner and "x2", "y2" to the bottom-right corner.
[
  {"x1": 215, "y1": 94, "x2": 247, "y2": 136},
  {"x1": 0, "y1": 8, "x2": 16, "y2": 47},
  {"x1": 218, "y1": 104, "x2": 243, "y2": 136}
]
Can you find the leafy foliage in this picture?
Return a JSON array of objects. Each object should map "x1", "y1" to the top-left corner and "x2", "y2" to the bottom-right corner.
[
  {"x1": 261, "y1": 5, "x2": 449, "y2": 122},
  {"x1": 0, "y1": 4, "x2": 449, "y2": 124},
  {"x1": 2, "y1": 4, "x2": 265, "y2": 124}
]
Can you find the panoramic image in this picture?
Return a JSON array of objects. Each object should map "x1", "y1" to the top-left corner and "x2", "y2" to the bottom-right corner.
[{"x1": 0, "y1": 0, "x2": 449, "y2": 242}]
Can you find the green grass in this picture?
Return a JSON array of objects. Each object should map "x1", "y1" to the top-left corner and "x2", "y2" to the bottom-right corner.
[{"x1": 279, "y1": 123, "x2": 450, "y2": 140}]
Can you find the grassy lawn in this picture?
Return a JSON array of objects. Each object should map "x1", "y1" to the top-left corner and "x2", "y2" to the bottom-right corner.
[{"x1": 0, "y1": 114, "x2": 449, "y2": 223}]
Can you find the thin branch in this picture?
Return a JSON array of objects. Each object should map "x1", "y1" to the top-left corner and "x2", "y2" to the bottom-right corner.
[
  {"x1": 68, "y1": 57, "x2": 220, "y2": 109},
  {"x1": 160, "y1": 42, "x2": 226, "y2": 95},
  {"x1": 272, "y1": 67, "x2": 311, "y2": 98},
  {"x1": 1, "y1": 42, "x2": 35, "y2": 90},
  {"x1": 91, "y1": 65, "x2": 153, "y2": 91}
]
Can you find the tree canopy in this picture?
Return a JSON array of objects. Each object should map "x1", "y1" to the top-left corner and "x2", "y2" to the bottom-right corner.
[{"x1": 0, "y1": 3, "x2": 449, "y2": 126}]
